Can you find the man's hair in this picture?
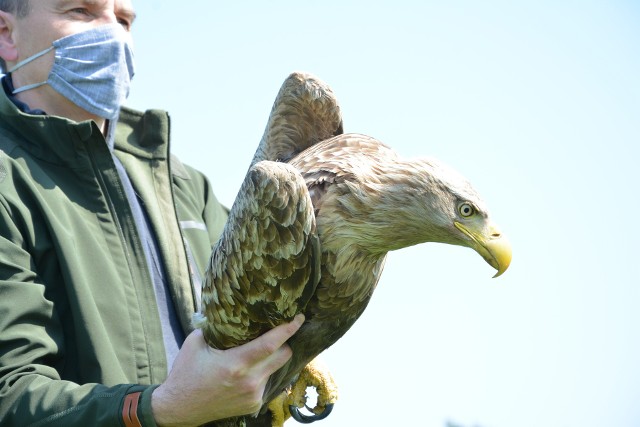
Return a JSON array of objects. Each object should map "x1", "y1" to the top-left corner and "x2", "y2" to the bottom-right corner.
[
  {"x1": 0, "y1": 0, "x2": 31, "y2": 73},
  {"x1": 0, "y1": 0, "x2": 30, "y2": 17}
]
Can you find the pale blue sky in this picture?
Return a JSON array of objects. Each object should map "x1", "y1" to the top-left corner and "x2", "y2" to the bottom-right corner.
[{"x1": 126, "y1": 2, "x2": 639, "y2": 426}]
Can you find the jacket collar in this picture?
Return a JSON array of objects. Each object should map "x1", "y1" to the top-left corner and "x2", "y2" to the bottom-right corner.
[
  {"x1": 2, "y1": 74, "x2": 47, "y2": 116},
  {"x1": 0, "y1": 76, "x2": 170, "y2": 166}
]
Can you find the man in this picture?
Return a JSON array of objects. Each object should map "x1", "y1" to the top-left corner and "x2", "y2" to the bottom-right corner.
[{"x1": 0, "y1": 1, "x2": 303, "y2": 426}]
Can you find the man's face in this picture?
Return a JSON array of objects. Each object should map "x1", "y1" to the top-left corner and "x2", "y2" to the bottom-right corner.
[{"x1": 7, "y1": 0, "x2": 135, "y2": 119}]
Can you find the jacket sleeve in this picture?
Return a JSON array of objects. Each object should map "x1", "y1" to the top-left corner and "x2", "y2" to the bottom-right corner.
[{"x1": 0, "y1": 200, "x2": 159, "y2": 427}]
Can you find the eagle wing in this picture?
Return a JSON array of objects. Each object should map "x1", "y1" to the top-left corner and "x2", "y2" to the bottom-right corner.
[
  {"x1": 196, "y1": 71, "x2": 341, "y2": 348},
  {"x1": 195, "y1": 160, "x2": 320, "y2": 349},
  {"x1": 250, "y1": 71, "x2": 343, "y2": 167}
]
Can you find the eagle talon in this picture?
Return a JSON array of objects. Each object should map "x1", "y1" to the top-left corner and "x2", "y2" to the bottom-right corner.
[{"x1": 289, "y1": 403, "x2": 334, "y2": 424}]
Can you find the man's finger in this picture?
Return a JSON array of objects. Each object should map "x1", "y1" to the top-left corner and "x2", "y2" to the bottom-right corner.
[{"x1": 242, "y1": 314, "x2": 305, "y2": 363}]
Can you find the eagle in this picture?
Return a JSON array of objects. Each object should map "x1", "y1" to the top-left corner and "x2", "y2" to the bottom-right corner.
[{"x1": 193, "y1": 72, "x2": 512, "y2": 427}]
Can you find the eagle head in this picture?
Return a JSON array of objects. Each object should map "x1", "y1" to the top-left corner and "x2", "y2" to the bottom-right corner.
[
  {"x1": 401, "y1": 157, "x2": 512, "y2": 277},
  {"x1": 334, "y1": 154, "x2": 512, "y2": 278}
]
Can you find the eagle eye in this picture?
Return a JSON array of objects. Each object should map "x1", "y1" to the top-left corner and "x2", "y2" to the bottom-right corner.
[{"x1": 458, "y1": 202, "x2": 476, "y2": 218}]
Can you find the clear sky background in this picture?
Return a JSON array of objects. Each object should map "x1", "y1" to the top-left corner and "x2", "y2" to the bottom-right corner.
[{"x1": 126, "y1": 1, "x2": 639, "y2": 426}]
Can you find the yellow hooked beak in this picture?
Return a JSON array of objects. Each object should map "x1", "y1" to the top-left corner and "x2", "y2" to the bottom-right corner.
[{"x1": 455, "y1": 222, "x2": 512, "y2": 278}]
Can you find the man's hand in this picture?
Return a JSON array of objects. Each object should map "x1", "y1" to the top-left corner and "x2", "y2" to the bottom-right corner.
[{"x1": 151, "y1": 314, "x2": 305, "y2": 427}]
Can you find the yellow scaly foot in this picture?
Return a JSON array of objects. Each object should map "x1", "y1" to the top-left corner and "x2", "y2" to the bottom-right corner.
[
  {"x1": 266, "y1": 358, "x2": 338, "y2": 426},
  {"x1": 287, "y1": 358, "x2": 338, "y2": 423}
]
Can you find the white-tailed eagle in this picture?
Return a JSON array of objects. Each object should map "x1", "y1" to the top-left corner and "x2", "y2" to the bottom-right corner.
[{"x1": 193, "y1": 72, "x2": 511, "y2": 427}]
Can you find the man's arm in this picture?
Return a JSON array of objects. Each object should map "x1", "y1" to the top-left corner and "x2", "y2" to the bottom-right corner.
[{"x1": 0, "y1": 196, "x2": 160, "y2": 426}]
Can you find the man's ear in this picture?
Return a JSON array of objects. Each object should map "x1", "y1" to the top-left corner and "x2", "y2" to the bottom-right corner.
[{"x1": 0, "y1": 11, "x2": 18, "y2": 64}]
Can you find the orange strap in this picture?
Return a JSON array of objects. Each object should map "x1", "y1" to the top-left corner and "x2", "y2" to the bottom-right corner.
[{"x1": 122, "y1": 391, "x2": 143, "y2": 427}]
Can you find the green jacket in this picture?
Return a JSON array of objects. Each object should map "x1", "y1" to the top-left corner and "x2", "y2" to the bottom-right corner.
[{"x1": 0, "y1": 91, "x2": 228, "y2": 426}]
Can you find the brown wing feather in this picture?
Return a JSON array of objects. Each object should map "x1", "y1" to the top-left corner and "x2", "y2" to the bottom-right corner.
[
  {"x1": 196, "y1": 160, "x2": 320, "y2": 349},
  {"x1": 250, "y1": 72, "x2": 343, "y2": 167}
]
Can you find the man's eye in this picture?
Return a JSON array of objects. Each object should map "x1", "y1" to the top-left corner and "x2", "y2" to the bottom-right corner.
[
  {"x1": 70, "y1": 8, "x2": 91, "y2": 16},
  {"x1": 117, "y1": 18, "x2": 131, "y2": 30}
]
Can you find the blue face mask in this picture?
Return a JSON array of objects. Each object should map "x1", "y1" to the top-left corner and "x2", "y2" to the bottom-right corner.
[{"x1": 9, "y1": 24, "x2": 135, "y2": 120}]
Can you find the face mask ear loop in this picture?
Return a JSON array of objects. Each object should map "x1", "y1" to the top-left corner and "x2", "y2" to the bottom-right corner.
[
  {"x1": 8, "y1": 46, "x2": 55, "y2": 94},
  {"x1": 11, "y1": 81, "x2": 48, "y2": 94},
  {"x1": 8, "y1": 46, "x2": 55, "y2": 73}
]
